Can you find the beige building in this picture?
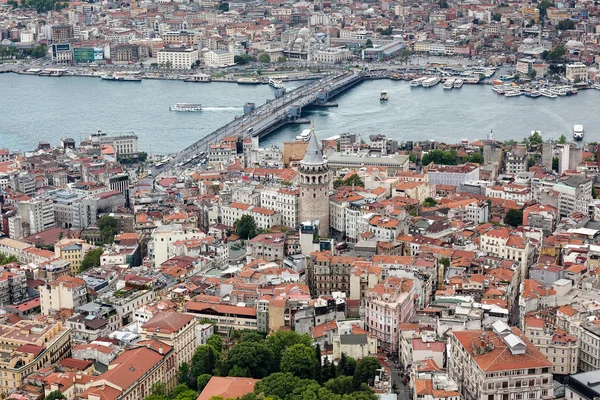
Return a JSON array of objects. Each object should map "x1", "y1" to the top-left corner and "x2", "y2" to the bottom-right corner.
[
  {"x1": 157, "y1": 47, "x2": 199, "y2": 69},
  {"x1": 0, "y1": 320, "x2": 72, "y2": 395},
  {"x1": 185, "y1": 301, "x2": 257, "y2": 336},
  {"x1": 141, "y1": 311, "x2": 196, "y2": 368},
  {"x1": 333, "y1": 332, "x2": 377, "y2": 360},
  {"x1": 448, "y1": 321, "x2": 554, "y2": 400},
  {"x1": 566, "y1": 62, "x2": 588, "y2": 82},
  {"x1": 205, "y1": 50, "x2": 235, "y2": 67},
  {"x1": 523, "y1": 316, "x2": 578, "y2": 375},
  {"x1": 39, "y1": 276, "x2": 87, "y2": 315}
]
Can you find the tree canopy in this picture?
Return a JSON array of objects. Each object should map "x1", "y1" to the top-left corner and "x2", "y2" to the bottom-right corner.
[
  {"x1": 505, "y1": 209, "x2": 523, "y2": 228},
  {"x1": 234, "y1": 215, "x2": 258, "y2": 240},
  {"x1": 334, "y1": 174, "x2": 364, "y2": 188},
  {"x1": 97, "y1": 215, "x2": 118, "y2": 243},
  {"x1": 46, "y1": 391, "x2": 67, "y2": 400},
  {"x1": 81, "y1": 248, "x2": 103, "y2": 272},
  {"x1": 225, "y1": 341, "x2": 274, "y2": 378},
  {"x1": 0, "y1": 254, "x2": 18, "y2": 265},
  {"x1": 422, "y1": 197, "x2": 438, "y2": 208},
  {"x1": 352, "y1": 358, "x2": 381, "y2": 389},
  {"x1": 558, "y1": 134, "x2": 567, "y2": 144},
  {"x1": 547, "y1": 44, "x2": 566, "y2": 60},
  {"x1": 280, "y1": 344, "x2": 318, "y2": 379},
  {"x1": 258, "y1": 53, "x2": 271, "y2": 63}
]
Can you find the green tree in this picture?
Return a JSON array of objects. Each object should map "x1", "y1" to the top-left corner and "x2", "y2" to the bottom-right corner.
[
  {"x1": 467, "y1": 152, "x2": 484, "y2": 164},
  {"x1": 365, "y1": 39, "x2": 373, "y2": 48},
  {"x1": 266, "y1": 330, "x2": 313, "y2": 368},
  {"x1": 504, "y1": 209, "x2": 523, "y2": 228},
  {"x1": 258, "y1": 53, "x2": 271, "y2": 63},
  {"x1": 325, "y1": 376, "x2": 355, "y2": 395},
  {"x1": 421, "y1": 149, "x2": 458, "y2": 166},
  {"x1": 558, "y1": 134, "x2": 567, "y2": 144},
  {"x1": 239, "y1": 331, "x2": 266, "y2": 343},
  {"x1": 31, "y1": 43, "x2": 47, "y2": 58},
  {"x1": 528, "y1": 130, "x2": 543, "y2": 145},
  {"x1": 314, "y1": 343, "x2": 323, "y2": 383},
  {"x1": 234, "y1": 54, "x2": 255, "y2": 65},
  {"x1": 547, "y1": 44, "x2": 566, "y2": 60},
  {"x1": 226, "y1": 341, "x2": 274, "y2": 378},
  {"x1": 97, "y1": 215, "x2": 118, "y2": 243},
  {"x1": 537, "y1": 0, "x2": 554, "y2": 19},
  {"x1": 197, "y1": 374, "x2": 212, "y2": 392},
  {"x1": 334, "y1": 174, "x2": 364, "y2": 189},
  {"x1": 337, "y1": 353, "x2": 356, "y2": 377},
  {"x1": 528, "y1": 69, "x2": 537, "y2": 79},
  {"x1": 527, "y1": 157, "x2": 536, "y2": 170},
  {"x1": 46, "y1": 391, "x2": 66, "y2": 400},
  {"x1": 150, "y1": 382, "x2": 167, "y2": 398},
  {"x1": 81, "y1": 248, "x2": 103, "y2": 271},
  {"x1": 277, "y1": 56, "x2": 287, "y2": 63},
  {"x1": 353, "y1": 357, "x2": 380, "y2": 389},
  {"x1": 557, "y1": 19, "x2": 576, "y2": 30},
  {"x1": 138, "y1": 151, "x2": 148, "y2": 163},
  {"x1": 191, "y1": 345, "x2": 219, "y2": 379},
  {"x1": 207, "y1": 334, "x2": 223, "y2": 354},
  {"x1": 234, "y1": 214, "x2": 258, "y2": 240},
  {"x1": 280, "y1": 344, "x2": 317, "y2": 379},
  {"x1": 492, "y1": 12, "x2": 502, "y2": 21},
  {"x1": 552, "y1": 156, "x2": 559, "y2": 171},
  {"x1": 438, "y1": 0, "x2": 448, "y2": 7},
  {"x1": 422, "y1": 197, "x2": 438, "y2": 207},
  {"x1": 0, "y1": 254, "x2": 18, "y2": 265},
  {"x1": 177, "y1": 363, "x2": 191, "y2": 385}
]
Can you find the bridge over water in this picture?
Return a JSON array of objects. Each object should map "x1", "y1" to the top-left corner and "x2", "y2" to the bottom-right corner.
[{"x1": 156, "y1": 70, "x2": 366, "y2": 173}]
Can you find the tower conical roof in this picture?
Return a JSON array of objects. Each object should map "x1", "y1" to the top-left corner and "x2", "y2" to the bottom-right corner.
[{"x1": 301, "y1": 125, "x2": 325, "y2": 165}]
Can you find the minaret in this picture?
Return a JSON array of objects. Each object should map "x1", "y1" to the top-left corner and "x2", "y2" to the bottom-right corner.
[{"x1": 298, "y1": 123, "x2": 330, "y2": 238}]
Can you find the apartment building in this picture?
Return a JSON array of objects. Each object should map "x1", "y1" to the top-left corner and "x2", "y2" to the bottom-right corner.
[
  {"x1": 248, "y1": 233, "x2": 285, "y2": 261},
  {"x1": 448, "y1": 321, "x2": 554, "y2": 400},
  {"x1": 574, "y1": 319, "x2": 600, "y2": 372},
  {"x1": 55, "y1": 240, "x2": 95, "y2": 275},
  {"x1": 566, "y1": 62, "x2": 588, "y2": 82},
  {"x1": 151, "y1": 225, "x2": 206, "y2": 266},
  {"x1": 80, "y1": 341, "x2": 177, "y2": 400},
  {"x1": 88, "y1": 131, "x2": 139, "y2": 158},
  {"x1": 363, "y1": 277, "x2": 415, "y2": 352},
  {"x1": 141, "y1": 311, "x2": 196, "y2": 368},
  {"x1": 16, "y1": 197, "x2": 55, "y2": 236},
  {"x1": 479, "y1": 228, "x2": 534, "y2": 280},
  {"x1": 426, "y1": 163, "x2": 480, "y2": 186},
  {"x1": 308, "y1": 252, "x2": 364, "y2": 297},
  {"x1": 523, "y1": 316, "x2": 578, "y2": 375},
  {"x1": 204, "y1": 49, "x2": 234, "y2": 67},
  {"x1": 157, "y1": 47, "x2": 199, "y2": 69},
  {"x1": 552, "y1": 175, "x2": 592, "y2": 217},
  {"x1": 260, "y1": 188, "x2": 299, "y2": 229},
  {"x1": 0, "y1": 267, "x2": 27, "y2": 307},
  {"x1": 504, "y1": 147, "x2": 528, "y2": 174},
  {"x1": 185, "y1": 301, "x2": 257, "y2": 335},
  {"x1": 0, "y1": 321, "x2": 72, "y2": 393},
  {"x1": 39, "y1": 276, "x2": 87, "y2": 315},
  {"x1": 221, "y1": 202, "x2": 282, "y2": 230}
]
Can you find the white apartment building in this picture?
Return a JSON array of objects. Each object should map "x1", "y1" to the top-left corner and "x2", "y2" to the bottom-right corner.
[
  {"x1": 552, "y1": 175, "x2": 592, "y2": 217},
  {"x1": 479, "y1": 227, "x2": 533, "y2": 280},
  {"x1": 573, "y1": 319, "x2": 600, "y2": 372},
  {"x1": 157, "y1": 47, "x2": 199, "y2": 69},
  {"x1": 151, "y1": 225, "x2": 206, "y2": 266},
  {"x1": 368, "y1": 215, "x2": 401, "y2": 241},
  {"x1": 89, "y1": 131, "x2": 138, "y2": 157},
  {"x1": 449, "y1": 321, "x2": 554, "y2": 400},
  {"x1": 566, "y1": 62, "x2": 588, "y2": 82},
  {"x1": 39, "y1": 276, "x2": 87, "y2": 315},
  {"x1": 260, "y1": 188, "x2": 299, "y2": 229},
  {"x1": 204, "y1": 49, "x2": 234, "y2": 67},
  {"x1": 426, "y1": 164, "x2": 480, "y2": 187},
  {"x1": 221, "y1": 202, "x2": 282, "y2": 230},
  {"x1": 16, "y1": 197, "x2": 55, "y2": 235}
]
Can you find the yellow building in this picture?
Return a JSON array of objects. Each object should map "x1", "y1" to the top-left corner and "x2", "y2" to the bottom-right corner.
[
  {"x1": 55, "y1": 239, "x2": 95, "y2": 275},
  {"x1": 0, "y1": 320, "x2": 72, "y2": 396}
]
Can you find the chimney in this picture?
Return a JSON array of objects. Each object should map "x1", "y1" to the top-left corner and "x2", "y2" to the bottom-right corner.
[{"x1": 159, "y1": 344, "x2": 164, "y2": 355}]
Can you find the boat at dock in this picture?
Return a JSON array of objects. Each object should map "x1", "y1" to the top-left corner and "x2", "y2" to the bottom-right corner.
[
  {"x1": 169, "y1": 103, "x2": 203, "y2": 112},
  {"x1": 453, "y1": 79, "x2": 464, "y2": 88},
  {"x1": 268, "y1": 78, "x2": 285, "y2": 89},
  {"x1": 410, "y1": 77, "x2": 428, "y2": 87},
  {"x1": 237, "y1": 77, "x2": 260, "y2": 84},
  {"x1": 504, "y1": 89, "x2": 522, "y2": 97},
  {"x1": 295, "y1": 129, "x2": 312, "y2": 142},
  {"x1": 185, "y1": 74, "x2": 211, "y2": 82},
  {"x1": 443, "y1": 78, "x2": 455, "y2": 89},
  {"x1": 101, "y1": 72, "x2": 142, "y2": 82},
  {"x1": 540, "y1": 89, "x2": 557, "y2": 98},
  {"x1": 380, "y1": 90, "x2": 388, "y2": 101},
  {"x1": 573, "y1": 124, "x2": 584, "y2": 141},
  {"x1": 422, "y1": 77, "x2": 440, "y2": 88},
  {"x1": 525, "y1": 91, "x2": 541, "y2": 98}
]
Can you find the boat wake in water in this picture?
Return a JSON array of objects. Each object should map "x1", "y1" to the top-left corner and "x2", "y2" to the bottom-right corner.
[{"x1": 202, "y1": 106, "x2": 244, "y2": 111}]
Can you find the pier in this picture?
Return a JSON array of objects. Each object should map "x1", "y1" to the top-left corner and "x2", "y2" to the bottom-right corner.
[{"x1": 158, "y1": 69, "x2": 365, "y2": 172}]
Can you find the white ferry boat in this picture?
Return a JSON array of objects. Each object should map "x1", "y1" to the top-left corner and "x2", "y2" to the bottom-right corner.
[
  {"x1": 410, "y1": 77, "x2": 428, "y2": 87},
  {"x1": 422, "y1": 77, "x2": 441, "y2": 88},
  {"x1": 504, "y1": 90, "x2": 522, "y2": 97},
  {"x1": 237, "y1": 77, "x2": 260, "y2": 84},
  {"x1": 380, "y1": 90, "x2": 388, "y2": 101},
  {"x1": 169, "y1": 103, "x2": 203, "y2": 112},
  {"x1": 453, "y1": 79, "x2": 464, "y2": 88},
  {"x1": 573, "y1": 124, "x2": 584, "y2": 141},
  {"x1": 268, "y1": 78, "x2": 285, "y2": 89},
  {"x1": 540, "y1": 89, "x2": 557, "y2": 98},
  {"x1": 101, "y1": 72, "x2": 142, "y2": 82},
  {"x1": 443, "y1": 78, "x2": 455, "y2": 89},
  {"x1": 295, "y1": 129, "x2": 312, "y2": 142}
]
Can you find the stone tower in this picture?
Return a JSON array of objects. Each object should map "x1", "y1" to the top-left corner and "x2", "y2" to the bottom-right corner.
[{"x1": 299, "y1": 125, "x2": 330, "y2": 238}]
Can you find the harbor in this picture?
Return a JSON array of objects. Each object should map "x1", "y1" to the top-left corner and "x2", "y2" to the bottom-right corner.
[{"x1": 2, "y1": 72, "x2": 600, "y2": 154}]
